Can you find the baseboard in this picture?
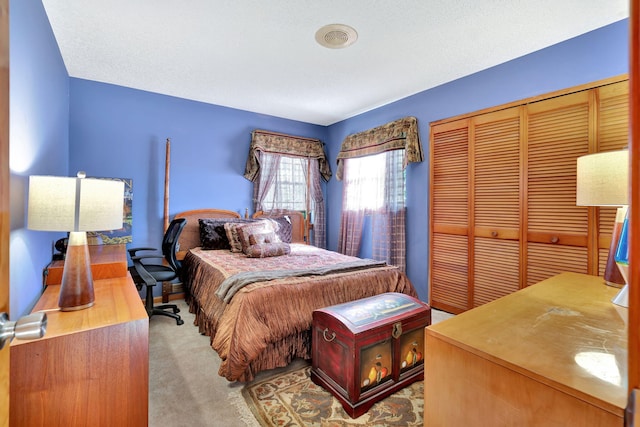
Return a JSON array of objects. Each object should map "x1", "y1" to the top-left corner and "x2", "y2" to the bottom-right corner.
[{"x1": 153, "y1": 292, "x2": 184, "y2": 304}]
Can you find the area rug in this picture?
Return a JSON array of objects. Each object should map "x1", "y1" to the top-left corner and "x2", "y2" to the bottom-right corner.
[{"x1": 241, "y1": 364, "x2": 423, "y2": 427}]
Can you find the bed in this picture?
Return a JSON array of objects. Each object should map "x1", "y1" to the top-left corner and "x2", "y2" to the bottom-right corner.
[{"x1": 175, "y1": 208, "x2": 418, "y2": 382}]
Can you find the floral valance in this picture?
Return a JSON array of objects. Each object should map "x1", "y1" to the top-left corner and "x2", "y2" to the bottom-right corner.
[
  {"x1": 244, "y1": 129, "x2": 332, "y2": 182},
  {"x1": 336, "y1": 116, "x2": 423, "y2": 180}
]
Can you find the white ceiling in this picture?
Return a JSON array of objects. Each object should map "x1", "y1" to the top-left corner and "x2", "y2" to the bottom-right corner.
[{"x1": 42, "y1": 1, "x2": 629, "y2": 126}]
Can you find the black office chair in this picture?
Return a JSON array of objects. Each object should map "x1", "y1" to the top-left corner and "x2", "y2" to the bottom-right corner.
[{"x1": 128, "y1": 218, "x2": 187, "y2": 325}]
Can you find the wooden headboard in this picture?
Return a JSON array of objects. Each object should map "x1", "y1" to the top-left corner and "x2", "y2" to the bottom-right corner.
[
  {"x1": 173, "y1": 208, "x2": 307, "y2": 259},
  {"x1": 174, "y1": 208, "x2": 241, "y2": 258}
]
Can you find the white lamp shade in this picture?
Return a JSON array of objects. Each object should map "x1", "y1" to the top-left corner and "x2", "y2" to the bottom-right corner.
[
  {"x1": 28, "y1": 175, "x2": 125, "y2": 232},
  {"x1": 576, "y1": 149, "x2": 629, "y2": 206}
]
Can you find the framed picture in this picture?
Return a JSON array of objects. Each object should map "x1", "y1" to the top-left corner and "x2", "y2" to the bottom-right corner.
[{"x1": 87, "y1": 177, "x2": 133, "y2": 244}]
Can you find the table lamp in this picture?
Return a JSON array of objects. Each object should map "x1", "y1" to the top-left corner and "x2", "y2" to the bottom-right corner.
[
  {"x1": 613, "y1": 215, "x2": 630, "y2": 307},
  {"x1": 28, "y1": 172, "x2": 125, "y2": 311},
  {"x1": 576, "y1": 149, "x2": 629, "y2": 305}
]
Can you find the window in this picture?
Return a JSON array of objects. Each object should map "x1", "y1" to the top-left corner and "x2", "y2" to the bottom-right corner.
[
  {"x1": 335, "y1": 117, "x2": 422, "y2": 272},
  {"x1": 245, "y1": 130, "x2": 330, "y2": 248},
  {"x1": 343, "y1": 150, "x2": 405, "y2": 213},
  {"x1": 339, "y1": 149, "x2": 407, "y2": 271},
  {"x1": 343, "y1": 153, "x2": 387, "y2": 211},
  {"x1": 253, "y1": 152, "x2": 326, "y2": 247},
  {"x1": 261, "y1": 155, "x2": 308, "y2": 212}
]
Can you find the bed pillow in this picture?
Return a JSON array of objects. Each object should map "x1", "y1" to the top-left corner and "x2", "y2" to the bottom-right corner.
[
  {"x1": 199, "y1": 218, "x2": 254, "y2": 250},
  {"x1": 260, "y1": 216, "x2": 293, "y2": 243},
  {"x1": 223, "y1": 222, "x2": 244, "y2": 253},
  {"x1": 224, "y1": 220, "x2": 274, "y2": 253},
  {"x1": 243, "y1": 242, "x2": 291, "y2": 258},
  {"x1": 233, "y1": 221, "x2": 279, "y2": 253}
]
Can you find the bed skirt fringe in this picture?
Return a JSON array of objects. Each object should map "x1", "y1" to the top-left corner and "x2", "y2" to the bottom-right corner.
[{"x1": 182, "y1": 249, "x2": 418, "y2": 382}]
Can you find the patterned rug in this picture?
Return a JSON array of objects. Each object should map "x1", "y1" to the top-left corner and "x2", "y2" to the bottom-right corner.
[{"x1": 241, "y1": 364, "x2": 423, "y2": 426}]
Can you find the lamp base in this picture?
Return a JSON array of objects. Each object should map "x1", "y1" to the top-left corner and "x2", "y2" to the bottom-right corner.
[
  {"x1": 604, "y1": 279, "x2": 625, "y2": 289},
  {"x1": 60, "y1": 301, "x2": 95, "y2": 312},
  {"x1": 59, "y1": 232, "x2": 95, "y2": 311},
  {"x1": 612, "y1": 260, "x2": 630, "y2": 309},
  {"x1": 611, "y1": 284, "x2": 629, "y2": 308},
  {"x1": 603, "y1": 207, "x2": 628, "y2": 288}
]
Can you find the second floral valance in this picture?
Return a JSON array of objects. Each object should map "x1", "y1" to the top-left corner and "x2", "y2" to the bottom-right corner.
[
  {"x1": 244, "y1": 129, "x2": 332, "y2": 182},
  {"x1": 336, "y1": 116, "x2": 423, "y2": 180}
]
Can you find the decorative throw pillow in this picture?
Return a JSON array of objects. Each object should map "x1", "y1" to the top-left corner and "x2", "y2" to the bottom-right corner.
[
  {"x1": 248, "y1": 231, "x2": 277, "y2": 245},
  {"x1": 223, "y1": 222, "x2": 245, "y2": 253},
  {"x1": 234, "y1": 221, "x2": 278, "y2": 254},
  {"x1": 261, "y1": 216, "x2": 293, "y2": 243},
  {"x1": 244, "y1": 242, "x2": 291, "y2": 258},
  {"x1": 199, "y1": 218, "x2": 255, "y2": 250}
]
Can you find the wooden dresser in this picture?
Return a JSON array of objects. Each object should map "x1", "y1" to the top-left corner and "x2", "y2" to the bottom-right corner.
[
  {"x1": 44, "y1": 244, "x2": 128, "y2": 285},
  {"x1": 425, "y1": 272, "x2": 627, "y2": 426},
  {"x1": 10, "y1": 245, "x2": 149, "y2": 427}
]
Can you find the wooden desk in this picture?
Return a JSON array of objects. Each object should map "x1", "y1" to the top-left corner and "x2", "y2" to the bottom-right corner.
[
  {"x1": 425, "y1": 272, "x2": 627, "y2": 427},
  {"x1": 10, "y1": 246, "x2": 148, "y2": 427},
  {"x1": 45, "y1": 244, "x2": 128, "y2": 285}
]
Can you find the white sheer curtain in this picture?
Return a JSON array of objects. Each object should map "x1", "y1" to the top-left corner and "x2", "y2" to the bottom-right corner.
[
  {"x1": 338, "y1": 150, "x2": 406, "y2": 271},
  {"x1": 372, "y1": 150, "x2": 406, "y2": 271},
  {"x1": 254, "y1": 152, "x2": 282, "y2": 209},
  {"x1": 253, "y1": 152, "x2": 327, "y2": 248},
  {"x1": 256, "y1": 153, "x2": 306, "y2": 211},
  {"x1": 307, "y1": 160, "x2": 327, "y2": 248}
]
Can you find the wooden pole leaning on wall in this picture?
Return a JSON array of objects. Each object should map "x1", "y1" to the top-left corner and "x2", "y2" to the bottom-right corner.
[
  {"x1": 164, "y1": 138, "x2": 170, "y2": 232},
  {"x1": 306, "y1": 158, "x2": 312, "y2": 244}
]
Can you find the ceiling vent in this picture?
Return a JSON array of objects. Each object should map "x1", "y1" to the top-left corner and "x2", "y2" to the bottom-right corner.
[{"x1": 315, "y1": 24, "x2": 358, "y2": 49}]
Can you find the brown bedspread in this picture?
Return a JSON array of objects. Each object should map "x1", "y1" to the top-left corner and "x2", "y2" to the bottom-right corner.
[{"x1": 182, "y1": 244, "x2": 417, "y2": 382}]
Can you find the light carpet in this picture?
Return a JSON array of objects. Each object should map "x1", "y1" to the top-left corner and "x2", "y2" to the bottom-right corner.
[{"x1": 149, "y1": 299, "x2": 453, "y2": 426}]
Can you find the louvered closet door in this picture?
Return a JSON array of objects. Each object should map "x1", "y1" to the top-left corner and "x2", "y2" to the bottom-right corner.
[
  {"x1": 430, "y1": 119, "x2": 469, "y2": 313},
  {"x1": 596, "y1": 81, "x2": 630, "y2": 276},
  {"x1": 526, "y1": 92, "x2": 590, "y2": 286},
  {"x1": 472, "y1": 108, "x2": 522, "y2": 307}
]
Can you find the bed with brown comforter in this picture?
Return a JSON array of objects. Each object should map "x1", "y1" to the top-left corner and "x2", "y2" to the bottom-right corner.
[{"x1": 177, "y1": 208, "x2": 418, "y2": 382}]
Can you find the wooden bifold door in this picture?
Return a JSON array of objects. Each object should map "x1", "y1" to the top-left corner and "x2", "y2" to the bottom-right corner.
[{"x1": 429, "y1": 77, "x2": 629, "y2": 314}]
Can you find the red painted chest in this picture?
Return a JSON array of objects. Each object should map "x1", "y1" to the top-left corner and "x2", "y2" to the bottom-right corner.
[{"x1": 310, "y1": 292, "x2": 431, "y2": 418}]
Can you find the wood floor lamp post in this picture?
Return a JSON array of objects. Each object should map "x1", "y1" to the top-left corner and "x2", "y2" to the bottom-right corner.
[{"x1": 164, "y1": 137, "x2": 170, "y2": 233}]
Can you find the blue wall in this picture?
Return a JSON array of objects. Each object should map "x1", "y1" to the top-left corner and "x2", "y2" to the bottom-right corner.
[
  {"x1": 9, "y1": 0, "x2": 69, "y2": 319},
  {"x1": 68, "y1": 80, "x2": 327, "y2": 252},
  {"x1": 326, "y1": 19, "x2": 629, "y2": 302},
  {"x1": 9, "y1": 0, "x2": 629, "y2": 317}
]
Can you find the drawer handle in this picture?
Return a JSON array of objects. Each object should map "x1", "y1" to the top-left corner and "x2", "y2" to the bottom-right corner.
[
  {"x1": 491, "y1": 231, "x2": 498, "y2": 237},
  {"x1": 322, "y1": 328, "x2": 336, "y2": 342},
  {"x1": 550, "y1": 236, "x2": 559, "y2": 244}
]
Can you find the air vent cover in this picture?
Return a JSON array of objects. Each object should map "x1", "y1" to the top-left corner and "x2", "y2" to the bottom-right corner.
[{"x1": 315, "y1": 24, "x2": 358, "y2": 49}]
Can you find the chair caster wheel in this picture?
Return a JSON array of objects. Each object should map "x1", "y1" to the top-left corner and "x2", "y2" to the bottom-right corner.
[
  {"x1": 177, "y1": 319, "x2": 184, "y2": 325},
  {"x1": 174, "y1": 308, "x2": 180, "y2": 314}
]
